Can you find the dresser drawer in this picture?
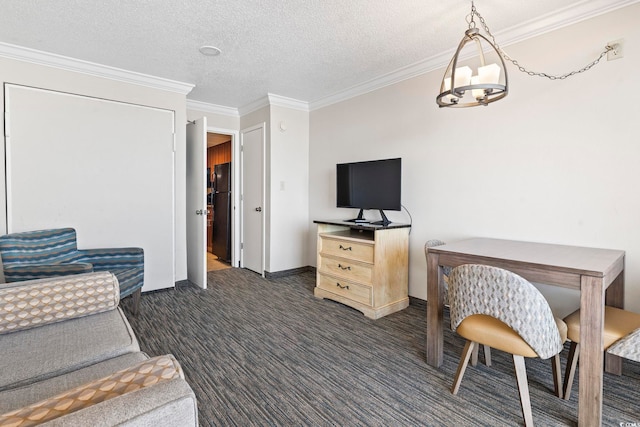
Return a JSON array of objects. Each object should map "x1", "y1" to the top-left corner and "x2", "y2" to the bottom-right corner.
[
  {"x1": 318, "y1": 255, "x2": 373, "y2": 284},
  {"x1": 320, "y1": 236, "x2": 374, "y2": 263},
  {"x1": 317, "y1": 273, "x2": 372, "y2": 306}
]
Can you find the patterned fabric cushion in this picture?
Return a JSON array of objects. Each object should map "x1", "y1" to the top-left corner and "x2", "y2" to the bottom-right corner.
[
  {"x1": 0, "y1": 355, "x2": 183, "y2": 426},
  {"x1": 3, "y1": 263, "x2": 93, "y2": 283},
  {"x1": 607, "y1": 327, "x2": 640, "y2": 362},
  {"x1": 448, "y1": 264, "x2": 564, "y2": 360},
  {"x1": 0, "y1": 272, "x2": 119, "y2": 335},
  {"x1": 0, "y1": 229, "x2": 79, "y2": 266},
  {"x1": 75, "y1": 247, "x2": 144, "y2": 271}
]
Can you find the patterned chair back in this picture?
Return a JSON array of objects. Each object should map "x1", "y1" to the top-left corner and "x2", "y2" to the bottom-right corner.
[
  {"x1": 449, "y1": 264, "x2": 563, "y2": 360},
  {"x1": 0, "y1": 228, "x2": 79, "y2": 266},
  {"x1": 608, "y1": 328, "x2": 640, "y2": 362}
]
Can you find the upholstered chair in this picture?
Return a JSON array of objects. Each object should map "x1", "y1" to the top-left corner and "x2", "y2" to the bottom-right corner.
[
  {"x1": 448, "y1": 264, "x2": 567, "y2": 427},
  {"x1": 562, "y1": 306, "x2": 640, "y2": 400},
  {"x1": 425, "y1": 240, "x2": 491, "y2": 366},
  {"x1": 0, "y1": 228, "x2": 144, "y2": 315}
]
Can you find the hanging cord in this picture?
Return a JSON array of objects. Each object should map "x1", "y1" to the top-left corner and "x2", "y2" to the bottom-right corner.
[{"x1": 469, "y1": 3, "x2": 614, "y2": 80}]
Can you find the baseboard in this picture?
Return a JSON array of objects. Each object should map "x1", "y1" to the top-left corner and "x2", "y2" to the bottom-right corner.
[{"x1": 265, "y1": 266, "x2": 314, "y2": 279}]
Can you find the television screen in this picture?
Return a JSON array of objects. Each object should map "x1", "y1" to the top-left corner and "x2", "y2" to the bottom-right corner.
[{"x1": 336, "y1": 158, "x2": 401, "y2": 211}]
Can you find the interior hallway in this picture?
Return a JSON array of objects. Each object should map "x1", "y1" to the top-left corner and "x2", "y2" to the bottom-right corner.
[{"x1": 207, "y1": 252, "x2": 231, "y2": 272}]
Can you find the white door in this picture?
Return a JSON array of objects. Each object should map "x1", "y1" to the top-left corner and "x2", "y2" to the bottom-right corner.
[
  {"x1": 186, "y1": 118, "x2": 207, "y2": 288},
  {"x1": 240, "y1": 124, "x2": 265, "y2": 275}
]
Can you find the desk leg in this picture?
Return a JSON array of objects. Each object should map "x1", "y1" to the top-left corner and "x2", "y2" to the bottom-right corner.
[
  {"x1": 605, "y1": 272, "x2": 624, "y2": 374},
  {"x1": 578, "y1": 275, "x2": 604, "y2": 427},
  {"x1": 426, "y1": 252, "x2": 443, "y2": 367}
]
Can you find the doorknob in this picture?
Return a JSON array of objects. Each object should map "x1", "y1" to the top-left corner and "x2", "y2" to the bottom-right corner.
[
  {"x1": 196, "y1": 209, "x2": 210, "y2": 215},
  {"x1": 255, "y1": 207, "x2": 262, "y2": 212}
]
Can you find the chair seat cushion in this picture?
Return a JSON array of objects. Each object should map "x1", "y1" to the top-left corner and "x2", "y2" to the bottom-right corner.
[
  {"x1": 0, "y1": 308, "x2": 139, "y2": 392},
  {"x1": 457, "y1": 314, "x2": 567, "y2": 358},
  {"x1": 564, "y1": 306, "x2": 640, "y2": 348}
]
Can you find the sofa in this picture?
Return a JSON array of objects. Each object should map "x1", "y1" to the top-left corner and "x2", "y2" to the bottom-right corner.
[{"x1": 0, "y1": 271, "x2": 198, "y2": 426}]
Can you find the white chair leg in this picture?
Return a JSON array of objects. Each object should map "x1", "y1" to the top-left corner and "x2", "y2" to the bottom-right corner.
[
  {"x1": 513, "y1": 355, "x2": 534, "y2": 427},
  {"x1": 452, "y1": 341, "x2": 476, "y2": 395},
  {"x1": 563, "y1": 342, "x2": 580, "y2": 400},
  {"x1": 483, "y1": 345, "x2": 492, "y2": 367},
  {"x1": 551, "y1": 353, "x2": 563, "y2": 399}
]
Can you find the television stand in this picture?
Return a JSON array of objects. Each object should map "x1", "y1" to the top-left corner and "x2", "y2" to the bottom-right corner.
[
  {"x1": 345, "y1": 208, "x2": 367, "y2": 223},
  {"x1": 370, "y1": 210, "x2": 391, "y2": 226},
  {"x1": 313, "y1": 220, "x2": 410, "y2": 319}
]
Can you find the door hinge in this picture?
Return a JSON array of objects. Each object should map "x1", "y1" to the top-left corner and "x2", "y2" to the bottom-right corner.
[{"x1": 240, "y1": 242, "x2": 244, "y2": 249}]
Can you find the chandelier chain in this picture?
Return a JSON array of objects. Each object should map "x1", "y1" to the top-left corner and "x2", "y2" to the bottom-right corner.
[{"x1": 472, "y1": 8, "x2": 613, "y2": 80}]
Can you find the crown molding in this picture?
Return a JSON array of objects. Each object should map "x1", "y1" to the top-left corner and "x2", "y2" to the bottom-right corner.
[
  {"x1": 0, "y1": 42, "x2": 194, "y2": 95},
  {"x1": 238, "y1": 93, "x2": 308, "y2": 116},
  {"x1": 267, "y1": 93, "x2": 309, "y2": 112},
  {"x1": 238, "y1": 95, "x2": 270, "y2": 117},
  {"x1": 186, "y1": 99, "x2": 239, "y2": 117},
  {"x1": 309, "y1": 0, "x2": 640, "y2": 111}
]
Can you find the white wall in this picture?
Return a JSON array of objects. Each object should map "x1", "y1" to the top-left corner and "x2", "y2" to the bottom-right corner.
[
  {"x1": 0, "y1": 56, "x2": 189, "y2": 284},
  {"x1": 309, "y1": 3, "x2": 640, "y2": 315},
  {"x1": 269, "y1": 105, "x2": 310, "y2": 272}
]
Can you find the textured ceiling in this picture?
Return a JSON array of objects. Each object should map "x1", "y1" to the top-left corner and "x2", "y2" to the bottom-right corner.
[{"x1": 0, "y1": 1, "x2": 633, "y2": 109}]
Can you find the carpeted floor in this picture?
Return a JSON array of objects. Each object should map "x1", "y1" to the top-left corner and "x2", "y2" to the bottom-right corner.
[{"x1": 124, "y1": 268, "x2": 640, "y2": 426}]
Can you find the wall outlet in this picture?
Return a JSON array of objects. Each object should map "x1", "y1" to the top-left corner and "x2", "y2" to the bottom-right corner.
[{"x1": 607, "y1": 39, "x2": 624, "y2": 61}]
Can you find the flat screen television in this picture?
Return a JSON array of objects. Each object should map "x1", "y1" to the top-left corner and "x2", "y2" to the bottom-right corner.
[{"x1": 336, "y1": 158, "x2": 401, "y2": 226}]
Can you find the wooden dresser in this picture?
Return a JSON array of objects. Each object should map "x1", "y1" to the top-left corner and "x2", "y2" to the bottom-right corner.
[{"x1": 313, "y1": 220, "x2": 410, "y2": 319}]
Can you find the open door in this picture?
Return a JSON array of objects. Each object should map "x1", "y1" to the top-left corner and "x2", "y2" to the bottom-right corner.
[{"x1": 186, "y1": 118, "x2": 207, "y2": 288}]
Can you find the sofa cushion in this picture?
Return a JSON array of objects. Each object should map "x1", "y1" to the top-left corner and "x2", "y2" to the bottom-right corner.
[
  {"x1": 0, "y1": 352, "x2": 149, "y2": 414},
  {"x1": 0, "y1": 272, "x2": 119, "y2": 335},
  {"x1": 40, "y1": 379, "x2": 197, "y2": 427},
  {"x1": 0, "y1": 307, "x2": 139, "y2": 392},
  {"x1": 0, "y1": 355, "x2": 183, "y2": 426}
]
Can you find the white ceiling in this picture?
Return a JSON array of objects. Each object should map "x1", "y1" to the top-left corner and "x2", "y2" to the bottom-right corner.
[{"x1": 0, "y1": 0, "x2": 635, "y2": 110}]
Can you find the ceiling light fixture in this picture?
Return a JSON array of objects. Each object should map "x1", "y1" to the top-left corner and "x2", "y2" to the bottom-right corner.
[
  {"x1": 437, "y1": 2, "x2": 616, "y2": 108},
  {"x1": 199, "y1": 45, "x2": 221, "y2": 57}
]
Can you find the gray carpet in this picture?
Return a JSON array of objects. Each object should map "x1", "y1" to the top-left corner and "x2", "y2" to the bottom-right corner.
[{"x1": 124, "y1": 268, "x2": 640, "y2": 426}]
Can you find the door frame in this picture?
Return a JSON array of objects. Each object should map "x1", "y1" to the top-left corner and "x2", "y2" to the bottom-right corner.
[
  {"x1": 240, "y1": 123, "x2": 266, "y2": 277},
  {"x1": 207, "y1": 126, "x2": 240, "y2": 268}
]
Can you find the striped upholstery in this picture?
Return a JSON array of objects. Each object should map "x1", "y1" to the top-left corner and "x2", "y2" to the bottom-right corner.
[
  {"x1": 0, "y1": 228, "x2": 144, "y2": 303},
  {"x1": 76, "y1": 248, "x2": 144, "y2": 298}
]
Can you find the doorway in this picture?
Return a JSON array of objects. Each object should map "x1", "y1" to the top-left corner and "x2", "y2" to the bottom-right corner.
[{"x1": 207, "y1": 132, "x2": 233, "y2": 272}]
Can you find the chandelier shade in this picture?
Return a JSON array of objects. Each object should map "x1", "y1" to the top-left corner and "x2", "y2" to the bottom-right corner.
[{"x1": 437, "y1": 27, "x2": 508, "y2": 108}]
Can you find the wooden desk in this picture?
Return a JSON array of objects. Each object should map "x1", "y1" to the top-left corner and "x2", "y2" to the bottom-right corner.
[{"x1": 426, "y1": 238, "x2": 625, "y2": 427}]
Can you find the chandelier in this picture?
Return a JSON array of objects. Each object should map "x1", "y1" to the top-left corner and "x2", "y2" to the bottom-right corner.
[{"x1": 437, "y1": 2, "x2": 616, "y2": 108}]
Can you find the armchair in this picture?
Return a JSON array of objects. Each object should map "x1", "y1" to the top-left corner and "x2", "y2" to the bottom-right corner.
[{"x1": 0, "y1": 228, "x2": 144, "y2": 314}]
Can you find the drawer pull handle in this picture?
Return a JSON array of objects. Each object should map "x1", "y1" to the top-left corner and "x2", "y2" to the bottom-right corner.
[
  {"x1": 336, "y1": 283, "x2": 349, "y2": 290},
  {"x1": 339, "y1": 245, "x2": 352, "y2": 251},
  {"x1": 337, "y1": 264, "x2": 351, "y2": 271}
]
